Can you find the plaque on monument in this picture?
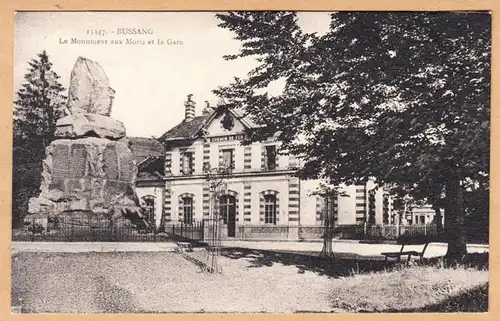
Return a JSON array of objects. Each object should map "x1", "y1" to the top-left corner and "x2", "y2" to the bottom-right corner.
[
  {"x1": 69, "y1": 144, "x2": 87, "y2": 178},
  {"x1": 51, "y1": 144, "x2": 70, "y2": 180},
  {"x1": 103, "y1": 144, "x2": 119, "y2": 180}
]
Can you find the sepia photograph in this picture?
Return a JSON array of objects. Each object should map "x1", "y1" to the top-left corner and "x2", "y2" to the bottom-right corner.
[{"x1": 11, "y1": 11, "x2": 490, "y2": 314}]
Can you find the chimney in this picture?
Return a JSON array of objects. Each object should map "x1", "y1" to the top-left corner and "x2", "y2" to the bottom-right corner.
[
  {"x1": 202, "y1": 101, "x2": 213, "y2": 116},
  {"x1": 184, "y1": 94, "x2": 196, "y2": 122}
]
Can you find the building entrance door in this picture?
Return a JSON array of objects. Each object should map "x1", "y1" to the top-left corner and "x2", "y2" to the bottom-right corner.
[{"x1": 220, "y1": 195, "x2": 236, "y2": 237}]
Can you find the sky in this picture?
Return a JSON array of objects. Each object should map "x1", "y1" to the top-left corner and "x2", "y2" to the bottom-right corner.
[{"x1": 14, "y1": 12, "x2": 332, "y2": 137}]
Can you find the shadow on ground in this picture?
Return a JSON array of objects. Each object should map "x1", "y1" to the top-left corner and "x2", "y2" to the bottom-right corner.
[
  {"x1": 221, "y1": 247, "x2": 394, "y2": 278},
  {"x1": 221, "y1": 247, "x2": 489, "y2": 278},
  {"x1": 165, "y1": 234, "x2": 208, "y2": 248}
]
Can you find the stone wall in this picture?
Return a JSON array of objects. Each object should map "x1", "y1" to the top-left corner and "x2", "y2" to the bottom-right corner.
[{"x1": 29, "y1": 138, "x2": 139, "y2": 217}]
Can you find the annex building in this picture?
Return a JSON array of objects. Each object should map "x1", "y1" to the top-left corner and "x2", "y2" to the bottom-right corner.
[{"x1": 133, "y1": 95, "x2": 438, "y2": 239}]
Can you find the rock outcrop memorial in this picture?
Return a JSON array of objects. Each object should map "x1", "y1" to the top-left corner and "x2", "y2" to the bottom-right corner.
[{"x1": 28, "y1": 57, "x2": 146, "y2": 227}]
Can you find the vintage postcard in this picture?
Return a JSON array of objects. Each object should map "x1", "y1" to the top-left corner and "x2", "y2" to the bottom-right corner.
[{"x1": 8, "y1": 9, "x2": 491, "y2": 315}]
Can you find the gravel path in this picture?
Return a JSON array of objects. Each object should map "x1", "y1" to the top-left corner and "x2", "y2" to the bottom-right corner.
[
  {"x1": 12, "y1": 247, "x2": 488, "y2": 313},
  {"x1": 12, "y1": 251, "x2": 337, "y2": 313}
]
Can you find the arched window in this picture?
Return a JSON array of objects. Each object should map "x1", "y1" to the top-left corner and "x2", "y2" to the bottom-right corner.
[
  {"x1": 141, "y1": 195, "x2": 155, "y2": 225},
  {"x1": 219, "y1": 194, "x2": 236, "y2": 224},
  {"x1": 182, "y1": 196, "x2": 193, "y2": 225},
  {"x1": 264, "y1": 194, "x2": 277, "y2": 225}
]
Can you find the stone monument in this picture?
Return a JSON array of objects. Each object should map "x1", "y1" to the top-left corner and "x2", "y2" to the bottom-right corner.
[{"x1": 28, "y1": 56, "x2": 146, "y2": 227}]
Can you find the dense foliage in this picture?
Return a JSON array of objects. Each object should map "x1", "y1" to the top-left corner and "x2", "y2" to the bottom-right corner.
[
  {"x1": 214, "y1": 12, "x2": 490, "y2": 261},
  {"x1": 12, "y1": 50, "x2": 66, "y2": 227}
]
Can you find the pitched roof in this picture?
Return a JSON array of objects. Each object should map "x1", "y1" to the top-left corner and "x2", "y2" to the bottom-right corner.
[
  {"x1": 136, "y1": 156, "x2": 165, "y2": 181},
  {"x1": 157, "y1": 105, "x2": 261, "y2": 142},
  {"x1": 126, "y1": 137, "x2": 165, "y2": 163},
  {"x1": 137, "y1": 171, "x2": 163, "y2": 180},
  {"x1": 231, "y1": 107, "x2": 258, "y2": 128},
  {"x1": 137, "y1": 155, "x2": 164, "y2": 173},
  {"x1": 158, "y1": 114, "x2": 211, "y2": 141}
]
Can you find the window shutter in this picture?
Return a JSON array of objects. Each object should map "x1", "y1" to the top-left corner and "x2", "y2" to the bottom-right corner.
[
  {"x1": 261, "y1": 146, "x2": 267, "y2": 170},
  {"x1": 231, "y1": 149, "x2": 235, "y2": 170},
  {"x1": 180, "y1": 151, "x2": 184, "y2": 175}
]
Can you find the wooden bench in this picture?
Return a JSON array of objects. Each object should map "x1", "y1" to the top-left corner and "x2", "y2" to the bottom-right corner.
[
  {"x1": 176, "y1": 242, "x2": 193, "y2": 252},
  {"x1": 381, "y1": 235, "x2": 431, "y2": 264}
]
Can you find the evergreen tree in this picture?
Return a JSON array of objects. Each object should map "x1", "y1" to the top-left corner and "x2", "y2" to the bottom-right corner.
[
  {"x1": 214, "y1": 12, "x2": 490, "y2": 263},
  {"x1": 12, "y1": 50, "x2": 66, "y2": 227},
  {"x1": 14, "y1": 50, "x2": 66, "y2": 146}
]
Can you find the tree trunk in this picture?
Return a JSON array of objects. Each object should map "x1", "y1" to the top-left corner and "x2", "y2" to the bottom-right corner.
[
  {"x1": 433, "y1": 207, "x2": 443, "y2": 233},
  {"x1": 444, "y1": 174, "x2": 467, "y2": 263},
  {"x1": 320, "y1": 196, "x2": 334, "y2": 259}
]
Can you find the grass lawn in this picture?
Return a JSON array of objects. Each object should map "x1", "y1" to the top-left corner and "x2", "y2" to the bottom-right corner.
[
  {"x1": 328, "y1": 263, "x2": 488, "y2": 312},
  {"x1": 11, "y1": 249, "x2": 488, "y2": 313}
]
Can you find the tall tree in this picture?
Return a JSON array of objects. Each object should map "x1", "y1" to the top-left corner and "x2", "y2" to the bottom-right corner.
[
  {"x1": 214, "y1": 12, "x2": 490, "y2": 262},
  {"x1": 14, "y1": 50, "x2": 66, "y2": 146},
  {"x1": 313, "y1": 183, "x2": 342, "y2": 259},
  {"x1": 12, "y1": 50, "x2": 66, "y2": 227}
]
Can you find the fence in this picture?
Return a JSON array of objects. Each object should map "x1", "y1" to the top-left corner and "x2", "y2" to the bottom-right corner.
[
  {"x1": 12, "y1": 213, "x2": 439, "y2": 242},
  {"x1": 203, "y1": 223, "x2": 439, "y2": 242},
  {"x1": 237, "y1": 225, "x2": 293, "y2": 240},
  {"x1": 12, "y1": 214, "x2": 205, "y2": 242},
  {"x1": 300, "y1": 225, "x2": 365, "y2": 240},
  {"x1": 363, "y1": 224, "x2": 438, "y2": 240},
  {"x1": 165, "y1": 221, "x2": 204, "y2": 241}
]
